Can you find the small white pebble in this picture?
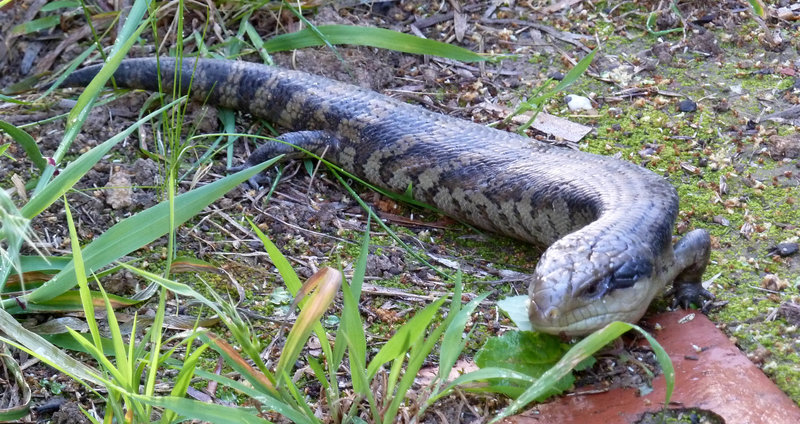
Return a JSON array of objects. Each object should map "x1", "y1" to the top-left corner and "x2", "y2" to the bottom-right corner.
[{"x1": 564, "y1": 94, "x2": 593, "y2": 111}]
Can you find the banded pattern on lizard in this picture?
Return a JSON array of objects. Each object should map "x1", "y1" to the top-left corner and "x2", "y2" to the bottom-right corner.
[{"x1": 59, "y1": 57, "x2": 712, "y2": 335}]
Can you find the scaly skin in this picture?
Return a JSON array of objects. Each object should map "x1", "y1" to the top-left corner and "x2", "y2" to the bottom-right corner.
[{"x1": 59, "y1": 57, "x2": 712, "y2": 335}]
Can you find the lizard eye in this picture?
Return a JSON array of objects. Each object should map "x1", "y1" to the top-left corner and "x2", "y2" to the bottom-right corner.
[{"x1": 581, "y1": 276, "x2": 611, "y2": 299}]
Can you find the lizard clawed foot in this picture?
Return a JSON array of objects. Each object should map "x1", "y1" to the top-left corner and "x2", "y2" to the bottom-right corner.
[
  {"x1": 227, "y1": 164, "x2": 273, "y2": 190},
  {"x1": 666, "y1": 282, "x2": 715, "y2": 312}
]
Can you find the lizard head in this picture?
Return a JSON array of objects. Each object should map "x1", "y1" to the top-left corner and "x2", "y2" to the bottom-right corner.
[{"x1": 526, "y1": 234, "x2": 667, "y2": 336}]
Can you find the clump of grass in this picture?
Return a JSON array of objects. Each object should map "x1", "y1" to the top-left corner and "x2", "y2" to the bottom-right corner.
[{"x1": 0, "y1": 1, "x2": 679, "y2": 421}]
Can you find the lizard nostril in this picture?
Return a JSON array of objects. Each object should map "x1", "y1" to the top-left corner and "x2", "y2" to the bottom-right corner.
[{"x1": 544, "y1": 307, "x2": 560, "y2": 320}]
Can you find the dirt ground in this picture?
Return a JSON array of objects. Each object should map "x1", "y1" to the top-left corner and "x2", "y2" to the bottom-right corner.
[{"x1": 1, "y1": 0, "x2": 800, "y2": 422}]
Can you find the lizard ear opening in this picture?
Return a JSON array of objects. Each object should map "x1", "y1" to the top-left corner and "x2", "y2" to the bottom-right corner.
[
  {"x1": 610, "y1": 257, "x2": 653, "y2": 290},
  {"x1": 579, "y1": 256, "x2": 653, "y2": 300}
]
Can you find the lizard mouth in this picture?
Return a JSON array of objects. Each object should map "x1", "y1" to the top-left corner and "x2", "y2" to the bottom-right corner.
[
  {"x1": 527, "y1": 301, "x2": 651, "y2": 336},
  {"x1": 527, "y1": 277, "x2": 662, "y2": 336}
]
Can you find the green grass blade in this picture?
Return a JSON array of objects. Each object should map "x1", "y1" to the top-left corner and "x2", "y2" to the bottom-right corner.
[
  {"x1": 11, "y1": 15, "x2": 60, "y2": 35},
  {"x1": 511, "y1": 49, "x2": 597, "y2": 132},
  {"x1": 41, "y1": 0, "x2": 80, "y2": 12},
  {"x1": 275, "y1": 268, "x2": 341, "y2": 380},
  {"x1": 634, "y1": 324, "x2": 674, "y2": 401},
  {"x1": 97, "y1": 283, "x2": 131, "y2": 385},
  {"x1": 30, "y1": 6, "x2": 148, "y2": 196},
  {"x1": 277, "y1": 372, "x2": 318, "y2": 420},
  {"x1": 339, "y1": 282, "x2": 366, "y2": 390},
  {"x1": 41, "y1": 333, "x2": 115, "y2": 355},
  {"x1": 748, "y1": 0, "x2": 765, "y2": 17},
  {"x1": 439, "y1": 366, "x2": 537, "y2": 393},
  {"x1": 0, "y1": 190, "x2": 30, "y2": 291},
  {"x1": 384, "y1": 303, "x2": 452, "y2": 424},
  {"x1": 366, "y1": 298, "x2": 446, "y2": 379},
  {"x1": 248, "y1": 218, "x2": 302, "y2": 294},
  {"x1": 160, "y1": 344, "x2": 209, "y2": 423},
  {"x1": 551, "y1": 48, "x2": 596, "y2": 93},
  {"x1": 3, "y1": 289, "x2": 143, "y2": 314},
  {"x1": 197, "y1": 332, "x2": 277, "y2": 395},
  {"x1": 63, "y1": 198, "x2": 103, "y2": 351},
  {"x1": 646, "y1": 12, "x2": 683, "y2": 36},
  {"x1": 119, "y1": 266, "x2": 224, "y2": 317},
  {"x1": 282, "y1": 3, "x2": 347, "y2": 65},
  {"x1": 34, "y1": 46, "x2": 97, "y2": 101},
  {"x1": 249, "y1": 218, "x2": 338, "y2": 376},
  {"x1": 128, "y1": 394, "x2": 271, "y2": 424},
  {"x1": 0, "y1": 309, "x2": 103, "y2": 386},
  {"x1": 334, "y1": 218, "x2": 370, "y2": 368},
  {"x1": 0, "y1": 351, "x2": 31, "y2": 421},
  {"x1": 191, "y1": 368, "x2": 313, "y2": 424},
  {"x1": 7, "y1": 158, "x2": 277, "y2": 308},
  {"x1": 56, "y1": 20, "x2": 148, "y2": 166},
  {"x1": 339, "y1": 313, "x2": 379, "y2": 422},
  {"x1": 328, "y1": 168, "x2": 445, "y2": 277},
  {"x1": 264, "y1": 25, "x2": 485, "y2": 62},
  {"x1": 306, "y1": 356, "x2": 330, "y2": 392},
  {"x1": 21, "y1": 98, "x2": 184, "y2": 219},
  {"x1": 15, "y1": 256, "x2": 72, "y2": 273},
  {"x1": 144, "y1": 286, "x2": 168, "y2": 405},
  {"x1": 438, "y1": 290, "x2": 490, "y2": 384},
  {"x1": 0, "y1": 120, "x2": 46, "y2": 170},
  {"x1": 64, "y1": 327, "x2": 126, "y2": 383},
  {"x1": 349, "y1": 214, "x2": 370, "y2": 298}
]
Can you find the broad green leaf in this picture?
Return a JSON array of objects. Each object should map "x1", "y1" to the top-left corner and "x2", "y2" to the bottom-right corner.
[
  {"x1": 475, "y1": 330, "x2": 579, "y2": 400},
  {"x1": 490, "y1": 322, "x2": 673, "y2": 422},
  {"x1": 496, "y1": 295, "x2": 532, "y2": 331}
]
